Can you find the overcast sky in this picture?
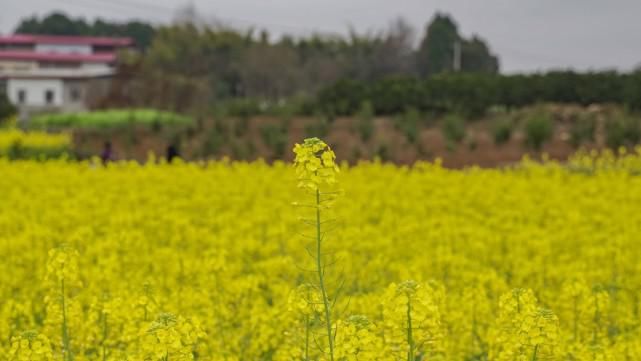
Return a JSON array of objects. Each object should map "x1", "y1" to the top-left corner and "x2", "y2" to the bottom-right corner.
[{"x1": 1, "y1": 0, "x2": 640, "y2": 73}]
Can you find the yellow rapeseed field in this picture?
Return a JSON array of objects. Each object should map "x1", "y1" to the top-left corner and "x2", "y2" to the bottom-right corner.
[{"x1": 2, "y1": 141, "x2": 641, "y2": 360}]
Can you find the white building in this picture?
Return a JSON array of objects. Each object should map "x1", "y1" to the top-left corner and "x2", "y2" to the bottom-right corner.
[
  {"x1": 5, "y1": 68, "x2": 114, "y2": 114},
  {"x1": 0, "y1": 34, "x2": 133, "y2": 119}
]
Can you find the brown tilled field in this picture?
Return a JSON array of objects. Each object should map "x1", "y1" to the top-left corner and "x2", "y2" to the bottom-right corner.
[{"x1": 72, "y1": 104, "x2": 621, "y2": 167}]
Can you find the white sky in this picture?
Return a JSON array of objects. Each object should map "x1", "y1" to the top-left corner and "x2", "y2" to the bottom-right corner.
[{"x1": 2, "y1": 0, "x2": 641, "y2": 73}]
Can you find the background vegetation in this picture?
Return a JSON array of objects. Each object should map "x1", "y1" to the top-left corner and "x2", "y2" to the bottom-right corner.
[
  {"x1": 15, "y1": 12, "x2": 155, "y2": 49},
  {"x1": 13, "y1": 12, "x2": 641, "y2": 122},
  {"x1": 29, "y1": 109, "x2": 193, "y2": 129},
  {"x1": 7, "y1": 12, "x2": 641, "y2": 165}
]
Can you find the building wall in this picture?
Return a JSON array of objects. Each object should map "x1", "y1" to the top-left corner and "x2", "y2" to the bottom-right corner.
[
  {"x1": 80, "y1": 62, "x2": 111, "y2": 70},
  {"x1": 7, "y1": 78, "x2": 64, "y2": 107},
  {"x1": 35, "y1": 44, "x2": 92, "y2": 55},
  {"x1": 84, "y1": 77, "x2": 112, "y2": 108},
  {"x1": 39, "y1": 61, "x2": 81, "y2": 69},
  {"x1": 62, "y1": 79, "x2": 89, "y2": 112},
  {"x1": 0, "y1": 60, "x2": 38, "y2": 72},
  {"x1": 7, "y1": 77, "x2": 112, "y2": 121}
]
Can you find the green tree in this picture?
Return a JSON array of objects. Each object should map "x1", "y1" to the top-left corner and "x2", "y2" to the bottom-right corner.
[
  {"x1": 14, "y1": 12, "x2": 156, "y2": 49},
  {"x1": 15, "y1": 12, "x2": 88, "y2": 35},
  {"x1": 417, "y1": 13, "x2": 459, "y2": 77},
  {"x1": 625, "y1": 70, "x2": 641, "y2": 111},
  {"x1": 461, "y1": 36, "x2": 499, "y2": 73},
  {"x1": 416, "y1": 13, "x2": 499, "y2": 77},
  {"x1": 0, "y1": 93, "x2": 16, "y2": 125}
]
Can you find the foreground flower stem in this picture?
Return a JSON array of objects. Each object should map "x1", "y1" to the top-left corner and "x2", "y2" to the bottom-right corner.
[
  {"x1": 531, "y1": 345, "x2": 539, "y2": 361},
  {"x1": 293, "y1": 138, "x2": 340, "y2": 360},
  {"x1": 61, "y1": 279, "x2": 73, "y2": 361},
  {"x1": 407, "y1": 296, "x2": 415, "y2": 361},
  {"x1": 316, "y1": 188, "x2": 334, "y2": 361},
  {"x1": 305, "y1": 314, "x2": 310, "y2": 361},
  {"x1": 101, "y1": 313, "x2": 108, "y2": 361}
]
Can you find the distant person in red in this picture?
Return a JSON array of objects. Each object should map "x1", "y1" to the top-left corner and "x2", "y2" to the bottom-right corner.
[{"x1": 100, "y1": 141, "x2": 113, "y2": 165}]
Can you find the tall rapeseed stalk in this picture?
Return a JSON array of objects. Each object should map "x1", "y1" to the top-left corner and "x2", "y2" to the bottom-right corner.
[
  {"x1": 45, "y1": 247, "x2": 81, "y2": 361},
  {"x1": 293, "y1": 138, "x2": 340, "y2": 361}
]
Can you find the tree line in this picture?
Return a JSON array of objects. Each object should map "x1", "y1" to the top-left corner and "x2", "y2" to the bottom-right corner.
[
  {"x1": 317, "y1": 71, "x2": 641, "y2": 118},
  {"x1": 15, "y1": 12, "x2": 156, "y2": 49},
  {"x1": 14, "y1": 12, "x2": 499, "y2": 113},
  {"x1": 11, "y1": 12, "x2": 641, "y2": 120}
]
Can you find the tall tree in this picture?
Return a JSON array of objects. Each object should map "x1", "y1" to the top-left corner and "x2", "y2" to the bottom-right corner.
[
  {"x1": 416, "y1": 13, "x2": 459, "y2": 77},
  {"x1": 417, "y1": 13, "x2": 499, "y2": 76}
]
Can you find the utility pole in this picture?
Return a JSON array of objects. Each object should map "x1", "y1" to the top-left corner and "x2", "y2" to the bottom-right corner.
[{"x1": 453, "y1": 40, "x2": 462, "y2": 72}]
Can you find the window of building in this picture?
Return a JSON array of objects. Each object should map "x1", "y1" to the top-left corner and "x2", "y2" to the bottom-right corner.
[
  {"x1": 17, "y1": 89, "x2": 26, "y2": 104},
  {"x1": 45, "y1": 90, "x2": 54, "y2": 105}
]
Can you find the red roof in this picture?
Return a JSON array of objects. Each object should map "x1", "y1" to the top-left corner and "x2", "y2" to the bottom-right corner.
[
  {"x1": 0, "y1": 34, "x2": 133, "y2": 47},
  {"x1": 0, "y1": 51, "x2": 116, "y2": 63}
]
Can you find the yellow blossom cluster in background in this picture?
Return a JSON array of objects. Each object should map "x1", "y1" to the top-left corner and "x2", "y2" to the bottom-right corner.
[
  {"x1": 0, "y1": 129, "x2": 71, "y2": 159},
  {"x1": 1, "y1": 148, "x2": 641, "y2": 360}
]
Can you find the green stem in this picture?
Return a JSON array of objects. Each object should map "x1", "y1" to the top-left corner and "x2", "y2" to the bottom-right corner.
[
  {"x1": 61, "y1": 279, "x2": 73, "y2": 361},
  {"x1": 531, "y1": 344, "x2": 539, "y2": 361},
  {"x1": 573, "y1": 296, "x2": 579, "y2": 341},
  {"x1": 316, "y1": 189, "x2": 334, "y2": 361},
  {"x1": 102, "y1": 312, "x2": 108, "y2": 361},
  {"x1": 407, "y1": 296, "x2": 415, "y2": 361},
  {"x1": 593, "y1": 295, "x2": 600, "y2": 344},
  {"x1": 304, "y1": 314, "x2": 310, "y2": 361}
]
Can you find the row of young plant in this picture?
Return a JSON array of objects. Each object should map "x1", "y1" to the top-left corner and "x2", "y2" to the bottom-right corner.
[
  {"x1": 12, "y1": 109, "x2": 640, "y2": 163},
  {"x1": 201, "y1": 105, "x2": 641, "y2": 160},
  {"x1": 67, "y1": 106, "x2": 641, "y2": 164}
]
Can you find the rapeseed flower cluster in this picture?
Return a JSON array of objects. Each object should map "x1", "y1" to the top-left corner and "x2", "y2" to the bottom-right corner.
[
  {"x1": 0, "y1": 129, "x2": 70, "y2": 159},
  {"x1": 9, "y1": 331, "x2": 53, "y2": 361},
  {"x1": 333, "y1": 315, "x2": 386, "y2": 361},
  {"x1": 1, "y1": 146, "x2": 641, "y2": 359},
  {"x1": 139, "y1": 313, "x2": 205, "y2": 360},
  {"x1": 293, "y1": 137, "x2": 339, "y2": 190}
]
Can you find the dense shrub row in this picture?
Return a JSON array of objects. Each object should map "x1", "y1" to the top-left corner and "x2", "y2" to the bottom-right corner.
[{"x1": 317, "y1": 71, "x2": 641, "y2": 117}]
